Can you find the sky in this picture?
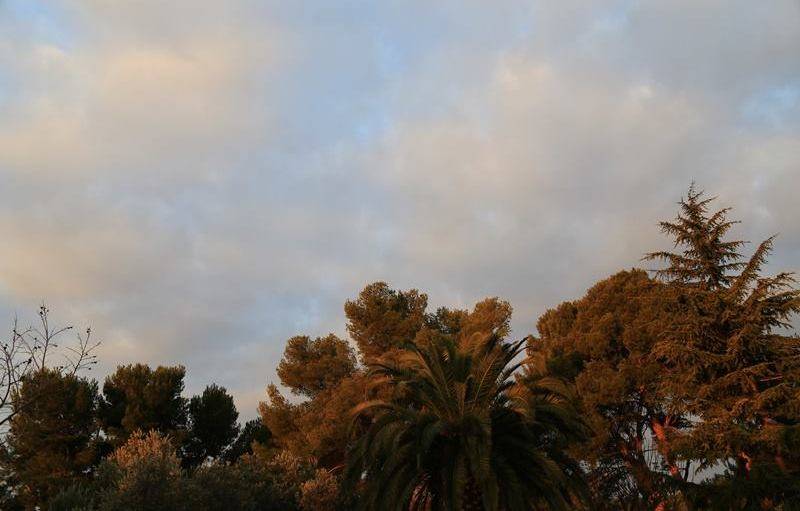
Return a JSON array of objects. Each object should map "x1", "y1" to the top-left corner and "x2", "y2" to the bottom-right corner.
[{"x1": 0, "y1": 0, "x2": 798, "y2": 417}]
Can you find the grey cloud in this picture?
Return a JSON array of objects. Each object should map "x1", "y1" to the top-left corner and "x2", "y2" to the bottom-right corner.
[{"x1": 0, "y1": 1, "x2": 796, "y2": 417}]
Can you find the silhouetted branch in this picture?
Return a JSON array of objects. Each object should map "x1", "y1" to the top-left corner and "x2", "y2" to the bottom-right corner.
[{"x1": 0, "y1": 305, "x2": 100, "y2": 434}]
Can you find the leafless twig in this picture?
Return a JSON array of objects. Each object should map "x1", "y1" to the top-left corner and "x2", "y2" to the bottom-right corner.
[{"x1": 0, "y1": 305, "x2": 100, "y2": 433}]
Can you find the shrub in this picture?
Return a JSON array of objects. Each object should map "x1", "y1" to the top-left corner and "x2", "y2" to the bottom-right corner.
[
  {"x1": 300, "y1": 469, "x2": 339, "y2": 511},
  {"x1": 48, "y1": 484, "x2": 94, "y2": 511},
  {"x1": 95, "y1": 430, "x2": 183, "y2": 511}
]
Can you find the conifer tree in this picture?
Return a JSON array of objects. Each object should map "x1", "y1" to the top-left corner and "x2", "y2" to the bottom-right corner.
[
  {"x1": 645, "y1": 185, "x2": 800, "y2": 507},
  {"x1": 4, "y1": 369, "x2": 100, "y2": 508},
  {"x1": 260, "y1": 369, "x2": 368, "y2": 468},
  {"x1": 646, "y1": 184, "x2": 747, "y2": 289},
  {"x1": 419, "y1": 298, "x2": 513, "y2": 351},
  {"x1": 344, "y1": 282, "x2": 428, "y2": 361},
  {"x1": 276, "y1": 334, "x2": 357, "y2": 398},
  {"x1": 99, "y1": 364, "x2": 188, "y2": 446},
  {"x1": 184, "y1": 384, "x2": 240, "y2": 467},
  {"x1": 223, "y1": 418, "x2": 272, "y2": 463}
]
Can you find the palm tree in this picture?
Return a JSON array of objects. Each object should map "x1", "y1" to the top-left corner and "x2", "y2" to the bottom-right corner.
[{"x1": 346, "y1": 334, "x2": 587, "y2": 511}]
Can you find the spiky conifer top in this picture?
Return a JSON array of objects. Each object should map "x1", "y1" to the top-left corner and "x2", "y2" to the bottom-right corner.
[{"x1": 646, "y1": 186, "x2": 800, "y2": 505}]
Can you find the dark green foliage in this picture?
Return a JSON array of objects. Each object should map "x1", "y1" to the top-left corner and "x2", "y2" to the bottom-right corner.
[
  {"x1": 347, "y1": 335, "x2": 587, "y2": 511},
  {"x1": 0, "y1": 467, "x2": 24, "y2": 511},
  {"x1": 47, "y1": 484, "x2": 94, "y2": 511},
  {"x1": 96, "y1": 466, "x2": 182, "y2": 510},
  {"x1": 223, "y1": 418, "x2": 272, "y2": 462},
  {"x1": 5, "y1": 369, "x2": 100, "y2": 508},
  {"x1": 184, "y1": 384, "x2": 240, "y2": 467},
  {"x1": 183, "y1": 461, "x2": 299, "y2": 511},
  {"x1": 98, "y1": 363, "x2": 188, "y2": 445},
  {"x1": 182, "y1": 464, "x2": 254, "y2": 511},
  {"x1": 686, "y1": 463, "x2": 800, "y2": 511},
  {"x1": 50, "y1": 430, "x2": 307, "y2": 511}
]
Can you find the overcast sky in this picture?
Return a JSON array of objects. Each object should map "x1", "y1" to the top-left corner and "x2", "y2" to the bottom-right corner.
[{"x1": 1, "y1": 1, "x2": 798, "y2": 417}]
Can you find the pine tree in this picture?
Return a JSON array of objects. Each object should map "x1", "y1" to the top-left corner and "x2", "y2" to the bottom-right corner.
[
  {"x1": 276, "y1": 334, "x2": 357, "y2": 398},
  {"x1": 5, "y1": 369, "x2": 100, "y2": 508},
  {"x1": 344, "y1": 282, "x2": 428, "y2": 361},
  {"x1": 184, "y1": 384, "x2": 240, "y2": 467},
  {"x1": 222, "y1": 418, "x2": 272, "y2": 463},
  {"x1": 528, "y1": 270, "x2": 687, "y2": 508},
  {"x1": 98, "y1": 364, "x2": 188, "y2": 446},
  {"x1": 260, "y1": 329, "x2": 364, "y2": 468}
]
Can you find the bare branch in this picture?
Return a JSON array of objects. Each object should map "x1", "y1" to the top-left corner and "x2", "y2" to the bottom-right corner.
[{"x1": 0, "y1": 305, "x2": 100, "y2": 437}]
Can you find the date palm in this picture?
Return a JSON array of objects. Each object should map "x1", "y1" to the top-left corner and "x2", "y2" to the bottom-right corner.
[{"x1": 346, "y1": 334, "x2": 586, "y2": 511}]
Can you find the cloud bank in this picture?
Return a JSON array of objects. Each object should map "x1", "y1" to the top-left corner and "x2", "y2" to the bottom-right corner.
[{"x1": 1, "y1": 0, "x2": 798, "y2": 415}]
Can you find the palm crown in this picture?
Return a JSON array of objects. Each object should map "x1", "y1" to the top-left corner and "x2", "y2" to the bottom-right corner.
[{"x1": 346, "y1": 334, "x2": 586, "y2": 511}]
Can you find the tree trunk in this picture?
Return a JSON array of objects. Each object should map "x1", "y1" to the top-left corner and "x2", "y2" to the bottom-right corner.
[{"x1": 461, "y1": 475, "x2": 483, "y2": 511}]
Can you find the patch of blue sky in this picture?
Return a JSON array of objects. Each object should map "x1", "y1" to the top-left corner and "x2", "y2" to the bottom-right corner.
[
  {"x1": 741, "y1": 82, "x2": 800, "y2": 131},
  {"x1": 3, "y1": 0, "x2": 75, "y2": 50},
  {"x1": 0, "y1": 0, "x2": 76, "y2": 109},
  {"x1": 573, "y1": 0, "x2": 635, "y2": 57},
  {"x1": 0, "y1": 72, "x2": 9, "y2": 110},
  {"x1": 592, "y1": 0, "x2": 633, "y2": 34}
]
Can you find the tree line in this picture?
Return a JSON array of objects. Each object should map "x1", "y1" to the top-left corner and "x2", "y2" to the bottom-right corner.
[{"x1": 0, "y1": 185, "x2": 798, "y2": 510}]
